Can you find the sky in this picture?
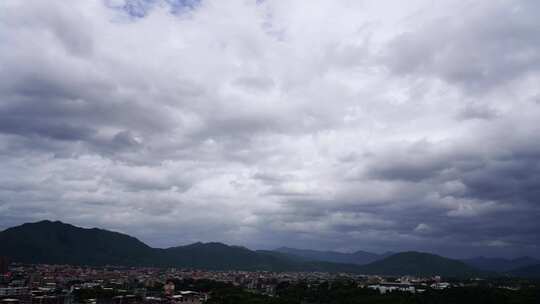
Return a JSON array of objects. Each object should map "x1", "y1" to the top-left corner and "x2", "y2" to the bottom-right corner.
[{"x1": 0, "y1": 0, "x2": 539, "y2": 259}]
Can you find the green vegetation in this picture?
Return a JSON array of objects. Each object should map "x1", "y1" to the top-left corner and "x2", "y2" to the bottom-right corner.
[
  {"x1": 207, "y1": 280, "x2": 540, "y2": 304},
  {"x1": 68, "y1": 278, "x2": 540, "y2": 304}
]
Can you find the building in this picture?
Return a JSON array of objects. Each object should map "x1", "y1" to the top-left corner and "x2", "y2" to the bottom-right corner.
[
  {"x1": 368, "y1": 283, "x2": 416, "y2": 294},
  {"x1": 163, "y1": 282, "x2": 175, "y2": 297},
  {"x1": 0, "y1": 257, "x2": 8, "y2": 274},
  {"x1": 0, "y1": 288, "x2": 31, "y2": 304},
  {"x1": 31, "y1": 296, "x2": 65, "y2": 304},
  {"x1": 176, "y1": 292, "x2": 204, "y2": 304}
]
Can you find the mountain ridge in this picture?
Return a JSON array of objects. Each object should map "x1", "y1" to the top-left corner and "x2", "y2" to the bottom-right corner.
[
  {"x1": 509, "y1": 263, "x2": 540, "y2": 278},
  {"x1": 274, "y1": 247, "x2": 387, "y2": 265},
  {"x1": 461, "y1": 256, "x2": 540, "y2": 272},
  {"x1": 0, "y1": 220, "x2": 364, "y2": 272},
  {"x1": 0, "y1": 220, "x2": 509, "y2": 277},
  {"x1": 359, "y1": 251, "x2": 482, "y2": 277}
]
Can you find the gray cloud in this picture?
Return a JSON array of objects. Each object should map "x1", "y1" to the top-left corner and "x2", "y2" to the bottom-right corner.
[
  {"x1": 381, "y1": 1, "x2": 540, "y2": 93},
  {"x1": 456, "y1": 103, "x2": 499, "y2": 121},
  {"x1": 0, "y1": 0, "x2": 539, "y2": 259}
]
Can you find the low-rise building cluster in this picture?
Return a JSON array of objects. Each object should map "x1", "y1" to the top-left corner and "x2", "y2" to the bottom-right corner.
[{"x1": 0, "y1": 262, "x2": 525, "y2": 303}]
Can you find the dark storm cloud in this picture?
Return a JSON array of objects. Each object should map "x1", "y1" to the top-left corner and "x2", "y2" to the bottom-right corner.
[
  {"x1": 362, "y1": 134, "x2": 540, "y2": 207},
  {"x1": 0, "y1": 117, "x2": 96, "y2": 142},
  {"x1": 358, "y1": 134, "x2": 540, "y2": 253},
  {"x1": 461, "y1": 157, "x2": 540, "y2": 205},
  {"x1": 364, "y1": 142, "x2": 453, "y2": 182},
  {"x1": 111, "y1": 131, "x2": 142, "y2": 148}
]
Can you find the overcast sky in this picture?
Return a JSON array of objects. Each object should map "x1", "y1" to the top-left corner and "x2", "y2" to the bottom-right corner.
[{"x1": 1, "y1": 0, "x2": 539, "y2": 259}]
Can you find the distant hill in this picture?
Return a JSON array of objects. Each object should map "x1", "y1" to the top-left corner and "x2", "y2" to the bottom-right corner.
[
  {"x1": 0, "y1": 220, "x2": 154, "y2": 266},
  {"x1": 0, "y1": 221, "x2": 526, "y2": 278},
  {"x1": 358, "y1": 252, "x2": 482, "y2": 277},
  {"x1": 158, "y1": 242, "x2": 299, "y2": 271},
  {"x1": 462, "y1": 256, "x2": 540, "y2": 272},
  {"x1": 274, "y1": 247, "x2": 388, "y2": 265},
  {"x1": 509, "y1": 264, "x2": 540, "y2": 278},
  {"x1": 0, "y1": 220, "x2": 361, "y2": 273}
]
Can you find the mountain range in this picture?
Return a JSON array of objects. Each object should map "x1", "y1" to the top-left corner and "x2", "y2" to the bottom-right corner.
[
  {"x1": 1, "y1": 220, "x2": 539, "y2": 278},
  {"x1": 509, "y1": 264, "x2": 540, "y2": 278},
  {"x1": 0, "y1": 220, "x2": 362, "y2": 272},
  {"x1": 275, "y1": 247, "x2": 394, "y2": 265},
  {"x1": 275, "y1": 248, "x2": 480, "y2": 277},
  {"x1": 461, "y1": 256, "x2": 540, "y2": 273},
  {"x1": 276, "y1": 246, "x2": 539, "y2": 273}
]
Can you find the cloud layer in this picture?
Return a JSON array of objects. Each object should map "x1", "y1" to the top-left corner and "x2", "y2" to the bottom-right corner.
[{"x1": 1, "y1": 0, "x2": 539, "y2": 258}]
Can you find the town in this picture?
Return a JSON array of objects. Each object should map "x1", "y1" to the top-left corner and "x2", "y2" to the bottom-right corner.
[{"x1": 1, "y1": 259, "x2": 538, "y2": 304}]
